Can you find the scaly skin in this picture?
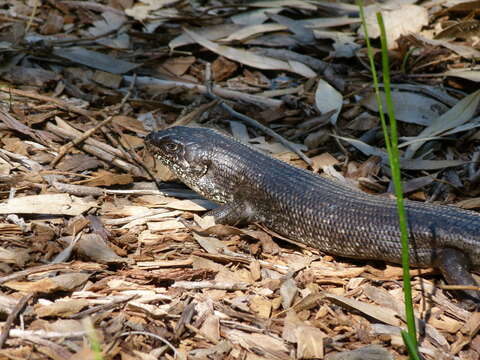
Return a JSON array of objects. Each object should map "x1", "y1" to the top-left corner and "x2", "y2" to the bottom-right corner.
[{"x1": 146, "y1": 126, "x2": 480, "y2": 299}]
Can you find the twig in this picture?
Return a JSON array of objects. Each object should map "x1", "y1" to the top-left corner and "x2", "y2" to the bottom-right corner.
[
  {"x1": 46, "y1": 123, "x2": 145, "y2": 176},
  {"x1": 47, "y1": 118, "x2": 127, "y2": 159},
  {"x1": 0, "y1": 262, "x2": 104, "y2": 285},
  {"x1": 439, "y1": 284, "x2": 480, "y2": 291},
  {"x1": 172, "y1": 280, "x2": 249, "y2": 290},
  {"x1": 9, "y1": 329, "x2": 86, "y2": 339},
  {"x1": 52, "y1": 25, "x2": 127, "y2": 45},
  {"x1": 124, "y1": 75, "x2": 282, "y2": 109},
  {"x1": 101, "y1": 74, "x2": 157, "y2": 177},
  {"x1": 24, "y1": 0, "x2": 39, "y2": 35},
  {"x1": 171, "y1": 99, "x2": 220, "y2": 127},
  {"x1": 10, "y1": 332, "x2": 73, "y2": 359},
  {"x1": 50, "y1": 115, "x2": 116, "y2": 167},
  {"x1": 119, "y1": 331, "x2": 178, "y2": 358},
  {"x1": 0, "y1": 88, "x2": 96, "y2": 119},
  {"x1": 50, "y1": 73, "x2": 142, "y2": 171},
  {"x1": 0, "y1": 293, "x2": 33, "y2": 349},
  {"x1": 50, "y1": 181, "x2": 201, "y2": 199},
  {"x1": 218, "y1": 101, "x2": 313, "y2": 166},
  {"x1": 69, "y1": 295, "x2": 137, "y2": 319}
]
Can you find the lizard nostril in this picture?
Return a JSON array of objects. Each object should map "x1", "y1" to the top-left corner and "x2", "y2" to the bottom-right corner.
[{"x1": 145, "y1": 132, "x2": 157, "y2": 145}]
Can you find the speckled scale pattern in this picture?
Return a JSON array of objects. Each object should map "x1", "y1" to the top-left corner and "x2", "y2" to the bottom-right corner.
[{"x1": 145, "y1": 126, "x2": 480, "y2": 269}]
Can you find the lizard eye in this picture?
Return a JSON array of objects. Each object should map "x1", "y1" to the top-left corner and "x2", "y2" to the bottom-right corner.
[{"x1": 164, "y1": 142, "x2": 180, "y2": 152}]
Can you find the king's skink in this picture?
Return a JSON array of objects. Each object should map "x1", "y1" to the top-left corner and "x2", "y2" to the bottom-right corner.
[{"x1": 146, "y1": 126, "x2": 480, "y2": 300}]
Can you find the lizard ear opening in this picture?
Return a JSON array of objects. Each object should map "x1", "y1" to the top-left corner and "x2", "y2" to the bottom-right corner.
[{"x1": 191, "y1": 158, "x2": 211, "y2": 178}]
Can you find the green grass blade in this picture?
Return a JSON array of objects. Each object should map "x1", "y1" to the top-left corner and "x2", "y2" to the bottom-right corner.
[
  {"x1": 82, "y1": 317, "x2": 104, "y2": 360},
  {"x1": 401, "y1": 330, "x2": 422, "y2": 360},
  {"x1": 357, "y1": 1, "x2": 420, "y2": 358},
  {"x1": 375, "y1": 13, "x2": 418, "y2": 349}
]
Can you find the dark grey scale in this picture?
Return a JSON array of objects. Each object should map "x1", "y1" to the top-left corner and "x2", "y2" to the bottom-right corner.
[{"x1": 145, "y1": 126, "x2": 480, "y2": 301}]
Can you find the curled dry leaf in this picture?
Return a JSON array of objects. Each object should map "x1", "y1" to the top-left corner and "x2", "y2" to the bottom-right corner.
[
  {"x1": 315, "y1": 79, "x2": 343, "y2": 125},
  {"x1": 68, "y1": 233, "x2": 125, "y2": 264},
  {"x1": 225, "y1": 329, "x2": 291, "y2": 360},
  {"x1": 412, "y1": 33, "x2": 480, "y2": 59},
  {"x1": 125, "y1": 0, "x2": 181, "y2": 21}
]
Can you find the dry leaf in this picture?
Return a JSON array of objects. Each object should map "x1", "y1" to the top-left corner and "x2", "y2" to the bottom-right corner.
[
  {"x1": 315, "y1": 79, "x2": 343, "y2": 125},
  {"x1": 326, "y1": 345, "x2": 394, "y2": 360},
  {"x1": 360, "y1": 4, "x2": 428, "y2": 49},
  {"x1": 322, "y1": 292, "x2": 401, "y2": 326},
  {"x1": 35, "y1": 299, "x2": 89, "y2": 318},
  {"x1": 184, "y1": 28, "x2": 316, "y2": 78},
  {"x1": 0, "y1": 194, "x2": 97, "y2": 216},
  {"x1": 5, "y1": 273, "x2": 90, "y2": 293},
  {"x1": 361, "y1": 91, "x2": 448, "y2": 126},
  {"x1": 405, "y1": 89, "x2": 480, "y2": 158}
]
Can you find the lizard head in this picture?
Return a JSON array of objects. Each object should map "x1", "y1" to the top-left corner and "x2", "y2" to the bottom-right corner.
[
  {"x1": 145, "y1": 126, "x2": 212, "y2": 180},
  {"x1": 146, "y1": 126, "x2": 245, "y2": 203}
]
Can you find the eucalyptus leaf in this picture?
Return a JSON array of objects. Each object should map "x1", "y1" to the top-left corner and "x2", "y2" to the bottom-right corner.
[
  {"x1": 361, "y1": 91, "x2": 448, "y2": 126},
  {"x1": 404, "y1": 89, "x2": 480, "y2": 159},
  {"x1": 315, "y1": 79, "x2": 343, "y2": 125},
  {"x1": 336, "y1": 136, "x2": 467, "y2": 170}
]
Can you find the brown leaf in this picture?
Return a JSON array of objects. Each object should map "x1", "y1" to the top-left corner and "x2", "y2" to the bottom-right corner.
[
  {"x1": 79, "y1": 170, "x2": 133, "y2": 187},
  {"x1": 4, "y1": 273, "x2": 90, "y2": 293},
  {"x1": 212, "y1": 56, "x2": 238, "y2": 82},
  {"x1": 35, "y1": 299, "x2": 89, "y2": 318},
  {"x1": 0, "y1": 194, "x2": 97, "y2": 216},
  {"x1": 161, "y1": 56, "x2": 196, "y2": 77}
]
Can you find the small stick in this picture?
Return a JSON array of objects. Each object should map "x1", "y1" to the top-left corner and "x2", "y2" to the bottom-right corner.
[
  {"x1": 50, "y1": 75, "x2": 136, "y2": 167},
  {"x1": 124, "y1": 75, "x2": 282, "y2": 109},
  {"x1": 0, "y1": 293, "x2": 34, "y2": 348},
  {"x1": 439, "y1": 284, "x2": 480, "y2": 291},
  {"x1": 68, "y1": 294, "x2": 137, "y2": 319},
  {"x1": 119, "y1": 331, "x2": 178, "y2": 357},
  {"x1": 50, "y1": 115, "x2": 116, "y2": 167},
  {"x1": 0, "y1": 88, "x2": 96, "y2": 119},
  {"x1": 172, "y1": 280, "x2": 249, "y2": 290},
  {"x1": 0, "y1": 262, "x2": 104, "y2": 285}
]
